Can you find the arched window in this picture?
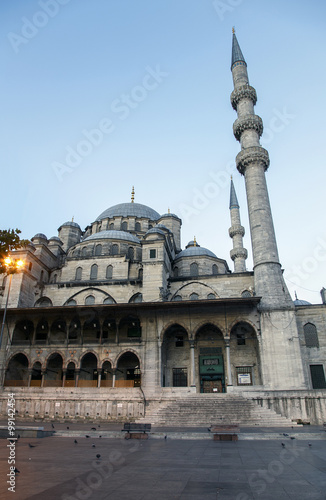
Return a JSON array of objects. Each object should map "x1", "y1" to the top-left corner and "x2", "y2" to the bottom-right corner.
[
  {"x1": 172, "y1": 295, "x2": 182, "y2": 301},
  {"x1": 85, "y1": 295, "x2": 95, "y2": 305},
  {"x1": 103, "y1": 296, "x2": 115, "y2": 304},
  {"x1": 127, "y1": 247, "x2": 134, "y2": 260},
  {"x1": 138, "y1": 268, "x2": 143, "y2": 280},
  {"x1": 109, "y1": 223, "x2": 114, "y2": 230},
  {"x1": 207, "y1": 293, "x2": 215, "y2": 300},
  {"x1": 106, "y1": 265, "x2": 113, "y2": 279},
  {"x1": 190, "y1": 262, "x2": 198, "y2": 276},
  {"x1": 95, "y1": 244, "x2": 102, "y2": 256},
  {"x1": 66, "y1": 299, "x2": 77, "y2": 306},
  {"x1": 53, "y1": 274, "x2": 57, "y2": 284},
  {"x1": 174, "y1": 267, "x2": 179, "y2": 277},
  {"x1": 241, "y1": 290, "x2": 252, "y2": 298},
  {"x1": 189, "y1": 293, "x2": 199, "y2": 301},
  {"x1": 121, "y1": 221, "x2": 128, "y2": 231},
  {"x1": 90, "y1": 264, "x2": 98, "y2": 280},
  {"x1": 129, "y1": 293, "x2": 142, "y2": 303},
  {"x1": 212, "y1": 264, "x2": 218, "y2": 275},
  {"x1": 35, "y1": 297, "x2": 53, "y2": 307},
  {"x1": 135, "y1": 222, "x2": 141, "y2": 231},
  {"x1": 75, "y1": 267, "x2": 82, "y2": 280},
  {"x1": 111, "y1": 244, "x2": 119, "y2": 256},
  {"x1": 304, "y1": 323, "x2": 319, "y2": 348},
  {"x1": 82, "y1": 247, "x2": 87, "y2": 257}
]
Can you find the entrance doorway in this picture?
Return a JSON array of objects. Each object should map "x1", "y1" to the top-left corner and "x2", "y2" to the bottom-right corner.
[
  {"x1": 202, "y1": 379, "x2": 223, "y2": 393},
  {"x1": 199, "y1": 354, "x2": 225, "y2": 393}
]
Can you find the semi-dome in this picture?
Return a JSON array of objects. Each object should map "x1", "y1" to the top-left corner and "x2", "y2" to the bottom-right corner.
[
  {"x1": 48, "y1": 236, "x2": 63, "y2": 244},
  {"x1": 175, "y1": 246, "x2": 217, "y2": 260},
  {"x1": 96, "y1": 203, "x2": 160, "y2": 222},
  {"x1": 145, "y1": 227, "x2": 166, "y2": 236},
  {"x1": 294, "y1": 299, "x2": 311, "y2": 306},
  {"x1": 83, "y1": 230, "x2": 140, "y2": 244}
]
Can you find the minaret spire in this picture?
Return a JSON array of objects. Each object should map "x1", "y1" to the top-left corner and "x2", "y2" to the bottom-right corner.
[
  {"x1": 228, "y1": 178, "x2": 247, "y2": 272},
  {"x1": 230, "y1": 31, "x2": 292, "y2": 309}
]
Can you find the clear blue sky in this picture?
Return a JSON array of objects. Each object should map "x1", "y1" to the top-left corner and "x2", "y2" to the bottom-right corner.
[{"x1": 1, "y1": 0, "x2": 325, "y2": 303}]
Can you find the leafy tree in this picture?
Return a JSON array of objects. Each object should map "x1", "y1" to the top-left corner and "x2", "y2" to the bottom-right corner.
[{"x1": 0, "y1": 229, "x2": 29, "y2": 274}]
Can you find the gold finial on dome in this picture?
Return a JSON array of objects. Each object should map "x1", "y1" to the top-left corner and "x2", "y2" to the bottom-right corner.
[
  {"x1": 72, "y1": 216, "x2": 74, "y2": 222},
  {"x1": 194, "y1": 236, "x2": 197, "y2": 246},
  {"x1": 232, "y1": 26, "x2": 235, "y2": 34},
  {"x1": 168, "y1": 208, "x2": 170, "y2": 214},
  {"x1": 131, "y1": 186, "x2": 135, "y2": 203}
]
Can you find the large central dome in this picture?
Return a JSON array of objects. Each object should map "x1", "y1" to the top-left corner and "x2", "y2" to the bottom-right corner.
[{"x1": 96, "y1": 203, "x2": 160, "y2": 222}]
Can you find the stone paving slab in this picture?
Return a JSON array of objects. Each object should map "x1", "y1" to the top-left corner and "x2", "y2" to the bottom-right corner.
[{"x1": 0, "y1": 435, "x2": 326, "y2": 499}]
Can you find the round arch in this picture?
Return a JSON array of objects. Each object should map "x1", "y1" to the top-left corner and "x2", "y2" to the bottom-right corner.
[
  {"x1": 161, "y1": 324, "x2": 190, "y2": 388},
  {"x1": 79, "y1": 352, "x2": 98, "y2": 387},
  {"x1": 44, "y1": 353, "x2": 64, "y2": 387},
  {"x1": 115, "y1": 350, "x2": 141, "y2": 388},
  {"x1": 160, "y1": 320, "x2": 190, "y2": 342},
  {"x1": 4, "y1": 353, "x2": 29, "y2": 386},
  {"x1": 194, "y1": 320, "x2": 226, "y2": 339},
  {"x1": 229, "y1": 321, "x2": 261, "y2": 387}
]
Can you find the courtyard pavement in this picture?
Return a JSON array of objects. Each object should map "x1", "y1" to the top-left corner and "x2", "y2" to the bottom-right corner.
[{"x1": 0, "y1": 422, "x2": 326, "y2": 499}]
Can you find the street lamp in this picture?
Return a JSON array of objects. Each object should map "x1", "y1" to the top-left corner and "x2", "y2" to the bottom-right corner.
[{"x1": 0, "y1": 257, "x2": 24, "y2": 349}]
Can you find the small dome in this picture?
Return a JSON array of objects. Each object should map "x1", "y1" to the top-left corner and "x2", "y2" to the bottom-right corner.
[
  {"x1": 48, "y1": 236, "x2": 63, "y2": 244},
  {"x1": 160, "y1": 212, "x2": 180, "y2": 220},
  {"x1": 59, "y1": 221, "x2": 81, "y2": 230},
  {"x1": 83, "y1": 230, "x2": 140, "y2": 244},
  {"x1": 294, "y1": 299, "x2": 311, "y2": 306},
  {"x1": 32, "y1": 233, "x2": 47, "y2": 241},
  {"x1": 96, "y1": 203, "x2": 160, "y2": 222},
  {"x1": 145, "y1": 227, "x2": 165, "y2": 236},
  {"x1": 155, "y1": 224, "x2": 171, "y2": 232},
  {"x1": 186, "y1": 240, "x2": 200, "y2": 249},
  {"x1": 175, "y1": 246, "x2": 217, "y2": 260}
]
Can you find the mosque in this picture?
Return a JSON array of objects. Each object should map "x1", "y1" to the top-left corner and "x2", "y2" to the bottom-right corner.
[{"x1": 0, "y1": 32, "x2": 325, "y2": 425}]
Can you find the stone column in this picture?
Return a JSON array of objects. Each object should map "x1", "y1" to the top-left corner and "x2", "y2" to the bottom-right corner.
[
  {"x1": 112, "y1": 368, "x2": 116, "y2": 388},
  {"x1": 41, "y1": 370, "x2": 45, "y2": 388},
  {"x1": 225, "y1": 339, "x2": 233, "y2": 386},
  {"x1": 62, "y1": 369, "x2": 67, "y2": 388},
  {"x1": 75, "y1": 369, "x2": 80, "y2": 388},
  {"x1": 190, "y1": 340, "x2": 196, "y2": 387},
  {"x1": 97, "y1": 369, "x2": 102, "y2": 388},
  {"x1": 27, "y1": 369, "x2": 32, "y2": 388}
]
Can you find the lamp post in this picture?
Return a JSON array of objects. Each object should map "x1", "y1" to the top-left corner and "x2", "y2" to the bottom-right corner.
[{"x1": 0, "y1": 257, "x2": 24, "y2": 349}]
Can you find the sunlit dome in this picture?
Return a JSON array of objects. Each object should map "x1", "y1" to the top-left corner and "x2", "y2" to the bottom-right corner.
[
  {"x1": 96, "y1": 203, "x2": 160, "y2": 222},
  {"x1": 83, "y1": 230, "x2": 140, "y2": 244}
]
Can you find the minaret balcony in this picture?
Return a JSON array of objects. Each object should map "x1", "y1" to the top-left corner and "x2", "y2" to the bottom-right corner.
[
  {"x1": 233, "y1": 115, "x2": 263, "y2": 141},
  {"x1": 229, "y1": 225, "x2": 245, "y2": 239},
  {"x1": 230, "y1": 85, "x2": 257, "y2": 110},
  {"x1": 236, "y1": 146, "x2": 270, "y2": 174},
  {"x1": 230, "y1": 247, "x2": 248, "y2": 261}
]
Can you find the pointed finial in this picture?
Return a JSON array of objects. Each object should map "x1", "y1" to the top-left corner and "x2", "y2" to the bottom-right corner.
[
  {"x1": 295, "y1": 291, "x2": 298, "y2": 300},
  {"x1": 231, "y1": 175, "x2": 233, "y2": 180},
  {"x1": 72, "y1": 216, "x2": 74, "y2": 222},
  {"x1": 194, "y1": 236, "x2": 197, "y2": 247},
  {"x1": 168, "y1": 208, "x2": 170, "y2": 214},
  {"x1": 131, "y1": 186, "x2": 135, "y2": 203},
  {"x1": 232, "y1": 26, "x2": 235, "y2": 34}
]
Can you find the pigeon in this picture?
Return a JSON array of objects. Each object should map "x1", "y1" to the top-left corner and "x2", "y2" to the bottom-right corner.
[
  {"x1": 283, "y1": 433, "x2": 289, "y2": 437},
  {"x1": 85, "y1": 435, "x2": 90, "y2": 438},
  {"x1": 98, "y1": 425, "x2": 100, "y2": 428},
  {"x1": 281, "y1": 443, "x2": 285, "y2": 447},
  {"x1": 96, "y1": 454, "x2": 101, "y2": 459},
  {"x1": 290, "y1": 437, "x2": 295, "y2": 440},
  {"x1": 164, "y1": 435, "x2": 167, "y2": 440},
  {"x1": 99, "y1": 435, "x2": 102, "y2": 438},
  {"x1": 308, "y1": 443, "x2": 312, "y2": 447},
  {"x1": 74, "y1": 440, "x2": 78, "y2": 444},
  {"x1": 67, "y1": 426, "x2": 69, "y2": 430},
  {"x1": 51, "y1": 424, "x2": 55, "y2": 429},
  {"x1": 207, "y1": 428, "x2": 211, "y2": 432},
  {"x1": 28, "y1": 443, "x2": 36, "y2": 448},
  {"x1": 92, "y1": 444, "x2": 96, "y2": 448},
  {"x1": 91, "y1": 427, "x2": 96, "y2": 431}
]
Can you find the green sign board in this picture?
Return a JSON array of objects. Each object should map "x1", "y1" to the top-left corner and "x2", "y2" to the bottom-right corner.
[{"x1": 199, "y1": 355, "x2": 224, "y2": 375}]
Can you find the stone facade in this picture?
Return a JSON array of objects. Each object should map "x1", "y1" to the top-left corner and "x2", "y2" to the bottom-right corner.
[{"x1": 0, "y1": 32, "x2": 325, "y2": 425}]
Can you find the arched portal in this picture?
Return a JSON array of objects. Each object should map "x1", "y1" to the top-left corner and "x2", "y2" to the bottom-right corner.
[
  {"x1": 30, "y1": 361, "x2": 42, "y2": 387},
  {"x1": 161, "y1": 324, "x2": 190, "y2": 388},
  {"x1": 79, "y1": 353, "x2": 98, "y2": 387},
  {"x1": 116, "y1": 352, "x2": 141, "y2": 388},
  {"x1": 195, "y1": 323, "x2": 225, "y2": 393},
  {"x1": 4, "y1": 353, "x2": 29, "y2": 386},
  {"x1": 230, "y1": 322, "x2": 261, "y2": 386},
  {"x1": 101, "y1": 360, "x2": 113, "y2": 387},
  {"x1": 44, "y1": 353, "x2": 63, "y2": 387},
  {"x1": 64, "y1": 361, "x2": 76, "y2": 388},
  {"x1": 12, "y1": 320, "x2": 33, "y2": 345},
  {"x1": 49, "y1": 319, "x2": 66, "y2": 344}
]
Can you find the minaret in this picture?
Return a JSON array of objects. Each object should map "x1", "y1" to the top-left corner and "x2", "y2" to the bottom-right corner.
[
  {"x1": 230, "y1": 30, "x2": 305, "y2": 390},
  {"x1": 229, "y1": 177, "x2": 247, "y2": 272},
  {"x1": 230, "y1": 29, "x2": 292, "y2": 310}
]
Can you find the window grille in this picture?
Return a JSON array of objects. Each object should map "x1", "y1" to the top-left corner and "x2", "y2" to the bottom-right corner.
[
  {"x1": 304, "y1": 323, "x2": 319, "y2": 348},
  {"x1": 173, "y1": 368, "x2": 187, "y2": 387}
]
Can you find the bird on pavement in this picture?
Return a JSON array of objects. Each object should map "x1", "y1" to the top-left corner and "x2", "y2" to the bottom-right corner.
[{"x1": 74, "y1": 440, "x2": 78, "y2": 444}]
